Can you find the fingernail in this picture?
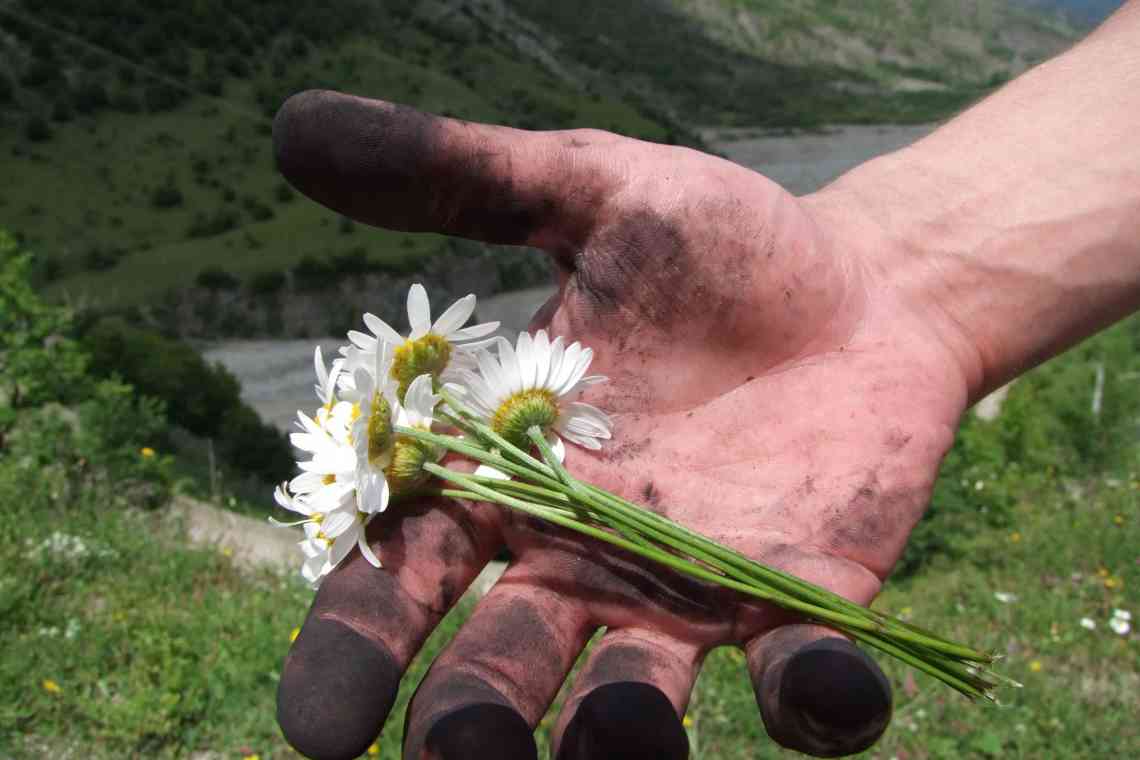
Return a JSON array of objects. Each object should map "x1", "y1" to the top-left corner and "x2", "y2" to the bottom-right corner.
[
  {"x1": 760, "y1": 638, "x2": 891, "y2": 757},
  {"x1": 423, "y1": 703, "x2": 536, "y2": 760},
  {"x1": 558, "y1": 682, "x2": 689, "y2": 760},
  {"x1": 277, "y1": 617, "x2": 401, "y2": 760}
]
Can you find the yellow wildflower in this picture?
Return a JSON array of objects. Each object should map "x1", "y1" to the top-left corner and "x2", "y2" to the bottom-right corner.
[
  {"x1": 42, "y1": 679, "x2": 61, "y2": 694},
  {"x1": 1029, "y1": 660, "x2": 1042, "y2": 673},
  {"x1": 368, "y1": 743, "x2": 381, "y2": 756},
  {"x1": 1114, "y1": 514, "x2": 1125, "y2": 526},
  {"x1": 140, "y1": 447, "x2": 156, "y2": 458},
  {"x1": 290, "y1": 627, "x2": 301, "y2": 643},
  {"x1": 683, "y1": 715, "x2": 694, "y2": 729},
  {"x1": 1009, "y1": 532, "x2": 1021, "y2": 543}
]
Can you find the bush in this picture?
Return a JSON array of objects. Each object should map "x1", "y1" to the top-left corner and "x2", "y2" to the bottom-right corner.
[
  {"x1": 25, "y1": 116, "x2": 52, "y2": 143},
  {"x1": 82, "y1": 246, "x2": 122, "y2": 272},
  {"x1": 247, "y1": 270, "x2": 286, "y2": 296},
  {"x1": 292, "y1": 254, "x2": 337, "y2": 291},
  {"x1": 151, "y1": 178, "x2": 184, "y2": 209},
  {"x1": 194, "y1": 267, "x2": 241, "y2": 290},
  {"x1": 273, "y1": 181, "x2": 294, "y2": 203},
  {"x1": 80, "y1": 317, "x2": 292, "y2": 484},
  {"x1": 144, "y1": 83, "x2": 184, "y2": 112},
  {"x1": 186, "y1": 209, "x2": 239, "y2": 238},
  {"x1": 73, "y1": 78, "x2": 109, "y2": 114},
  {"x1": 331, "y1": 247, "x2": 371, "y2": 275},
  {"x1": 0, "y1": 232, "x2": 89, "y2": 412},
  {"x1": 0, "y1": 74, "x2": 12, "y2": 103},
  {"x1": 241, "y1": 195, "x2": 274, "y2": 222}
]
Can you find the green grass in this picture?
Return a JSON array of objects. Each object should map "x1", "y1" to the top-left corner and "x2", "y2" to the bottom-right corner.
[{"x1": 3, "y1": 436, "x2": 1135, "y2": 758}]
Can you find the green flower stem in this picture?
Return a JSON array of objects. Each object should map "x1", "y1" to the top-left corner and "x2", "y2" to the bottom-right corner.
[
  {"x1": 576, "y1": 477, "x2": 991, "y2": 662},
  {"x1": 406, "y1": 398, "x2": 1004, "y2": 697},
  {"x1": 424, "y1": 462, "x2": 934, "y2": 643}
]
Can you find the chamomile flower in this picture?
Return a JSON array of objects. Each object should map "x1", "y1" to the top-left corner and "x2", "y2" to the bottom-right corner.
[
  {"x1": 456, "y1": 330, "x2": 611, "y2": 467},
  {"x1": 343, "y1": 283, "x2": 499, "y2": 399}
]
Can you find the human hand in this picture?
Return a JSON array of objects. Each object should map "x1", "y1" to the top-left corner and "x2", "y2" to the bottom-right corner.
[{"x1": 271, "y1": 91, "x2": 976, "y2": 759}]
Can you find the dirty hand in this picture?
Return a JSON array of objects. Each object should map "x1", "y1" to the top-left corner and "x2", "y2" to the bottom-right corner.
[{"x1": 270, "y1": 90, "x2": 976, "y2": 760}]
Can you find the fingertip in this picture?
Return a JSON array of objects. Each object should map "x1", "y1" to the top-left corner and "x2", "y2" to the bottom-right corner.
[
  {"x1": 422, "y1": 703, "x2": 537, "y2": 760},
  {"x1": 755, "y1": 637, "x2": 891, "y2": 757},
  {"x1": 277, "y1": 616, "x2": 402, "y2": 760},
  {"x1": 557, "y1": 682, "x2": 689, "y2": 760}
]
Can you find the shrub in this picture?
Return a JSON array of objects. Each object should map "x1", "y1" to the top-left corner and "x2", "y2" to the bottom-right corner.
[
  {"x1": 241, "y1": 195, "x2": 274, "y2": 222},
  {"x1": 82, "y1": 246, "x2": 121, "y2": 271},
  {"x1": 247, "y1": 270, "x2": 286, "y2": 296},
  {"x1": 25, "y1": 116, "x2": 52, "y2": 143},
  {"x1": 331, "y1": 247, "x2": 371, "y2": 275},
  {"x1": 194, "y1": 267, "x2": 241, "y2": 290},
  {"x1": 0, "y1": 232, "x2": 89, "y2": 412},
  {"x1": 73, "y1": 78, "x2": 109, "y2": 114},
  {"x1": 144, "y1": 83, "x2": 183, "y2": 112},
  {"x1": 186, "y1": 209, "x2": 239, "y2": 238},
  {"x1": 292, "y1": 254, "x2": 337, "y2": 291},
  {"x1": 151, "y1": 178, "x2": 184, "y2": 209},
  {"x1": 273, "y1": 181, "x2": 294, "y2": 203},
  {"x1": 0, "y1": 74, "x2": 12, "y2": 102}
]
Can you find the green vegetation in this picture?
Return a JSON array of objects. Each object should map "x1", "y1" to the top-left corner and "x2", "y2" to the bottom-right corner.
[{"x1": 0, "y1": 1, "x2": 1078, "y2": 315}]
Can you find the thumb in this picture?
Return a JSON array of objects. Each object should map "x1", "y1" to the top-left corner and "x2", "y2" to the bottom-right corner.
[{"x1": 272, "y1": 90, "x2": 624, "y2": 252}]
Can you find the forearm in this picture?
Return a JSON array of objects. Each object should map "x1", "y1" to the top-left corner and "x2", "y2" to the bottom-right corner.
[{"x1": 821, "y1": 0, "x2": 1140, "y2": 401}]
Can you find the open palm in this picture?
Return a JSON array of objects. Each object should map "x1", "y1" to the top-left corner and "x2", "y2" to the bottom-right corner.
[{"x1": 273, "y1": 91, "x2": 972, "y2": 760}]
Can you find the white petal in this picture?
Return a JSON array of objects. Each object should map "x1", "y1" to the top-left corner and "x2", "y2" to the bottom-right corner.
[
  {"x1": 547, "y1": 336, "x2": 565, "y2": 392},
  {"x1": 347, "y1": 330, "x2": 377, "y2": 351},
  {"x1": 531, "y1": 330, "x2": 551, "y2": 388},
  {"x1": 452, "y1": 337, "x2": 501, "y2": 354},
  {"x1": 358, "y1": 528, "x2": 383, "y2": 568},
  {"x1": 498, "y1": 337, "x2": 522, "y2": 394},
  {"x1": 359, "y1": 473, "x2": 391, "y2": 515},
  {"x1": 407, "y1": 284, "x2": 432, "y2": 338},
  {"x1": 559, "y1": 427, "x2": 603, "y2": 450},
  {"x1": 550, "y1": 341, "x2": 580, "y2": 396},
  {"x1": 449, "y1": 321, "x2": 500, "y2": 341},
  {"x1": 476, "y1": 349, "x2": 510, "y2": 401},
  {"x1": 516, "y1": 332, "x2": 536, "y2": 390},
  {"x1": 546, "y1": 432, "x2": 567, "y2": 462},
  {"x1": 564, "y1": 402, "x2": 613, "y2": 435},
  {"x1": 363, "y1": 313, "x2": 405, "y2": 345},
  {"x1": 432, "y1": 294, "x2": 476, "y2": 336},
  {"x1": 330, "y1": 527, "x2": 357, "y2": 566},
  {"x1": 314, "y1": 346, "x2": 328, "y2": 389},
  {"x1": 322, "y1": 510, "x2": 355, "y2": 538},
  {"x1": 474, "y1": 463, "x2": 512, "y2": 480}
]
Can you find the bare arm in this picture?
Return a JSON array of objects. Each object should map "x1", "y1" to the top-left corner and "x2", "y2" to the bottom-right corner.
[{"x1": 816, "y1": 0, "x2": 1140, "y2": 400}]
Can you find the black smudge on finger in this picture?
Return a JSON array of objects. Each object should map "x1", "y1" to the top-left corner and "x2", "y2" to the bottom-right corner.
[
  {"x1": 272, "y1": 89, "x2": 554, "y2": 245},
  {"x1": 277, "y1": 616, "x2": 402, "y2": 760},
  {"x1": 422, "y1": 703, "x2": 537, "y2": 760},
  {"x1": 404, "y1": 672, "x2": 534, "y2": 760},
  {"x1": 557, "y1": 682, "x2": 688, "y2": 760},
  {"x1": 754, "y1": 637, "x2": 892, "y2": 757}
]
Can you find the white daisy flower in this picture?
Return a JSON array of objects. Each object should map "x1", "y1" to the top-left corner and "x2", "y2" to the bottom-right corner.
[
  {"x1": 1112, "y1": 609, "x2": 1132, "y2": 622},
  {"x1": 993, "y1": 591, "x2": 1018, "y2": 604},
  {"x1": 1079, "y1": 617, "x2": 1096, "y2": 630},
  {"x1": 341, "y1": 283, "x2": 499, "y2": 399},
  {"x1": 456, "y1": 330, "x2": 611, "y2": 474},
  {"x1": 1109, "y1": 616, "x2": 1131, "y2": 636},
  {"x1": 271, "y1": 483, "x2": 374, "y2": 585},
  {"x1": 288, "y1": 409, "x2": 357, "y2": 509}
]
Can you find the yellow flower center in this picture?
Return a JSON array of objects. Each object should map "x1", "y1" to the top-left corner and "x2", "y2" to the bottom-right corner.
[
  {"x1": 385, "y1": 436, "x2": 438, "y2": 494},
  {"x1": 322, "y1": 474, "x2": 336, "y2": 485},
  {"x1": 391, "y1": 334, "x2": 452, "y2": 400},
  {"x1": 491, "y1": 388, "x2": 560, "y2": 450},
  {"x1": 366, "y1": 391, "x2": 394, "y2": 468}
]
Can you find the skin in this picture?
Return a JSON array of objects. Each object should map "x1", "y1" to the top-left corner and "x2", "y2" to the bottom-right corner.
[{"x1": 273, "y1": 4, "x2": 1140, "y2": 758}]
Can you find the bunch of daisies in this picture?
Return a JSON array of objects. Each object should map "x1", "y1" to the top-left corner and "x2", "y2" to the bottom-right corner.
[{"x1": 274, "y1": 284, "x2": 1012, "y2": 702}]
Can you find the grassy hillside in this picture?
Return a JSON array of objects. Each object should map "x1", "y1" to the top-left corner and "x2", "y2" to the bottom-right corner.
[{"x1": 0, "y1": 1, "x2": 1079, "y2": 313}]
